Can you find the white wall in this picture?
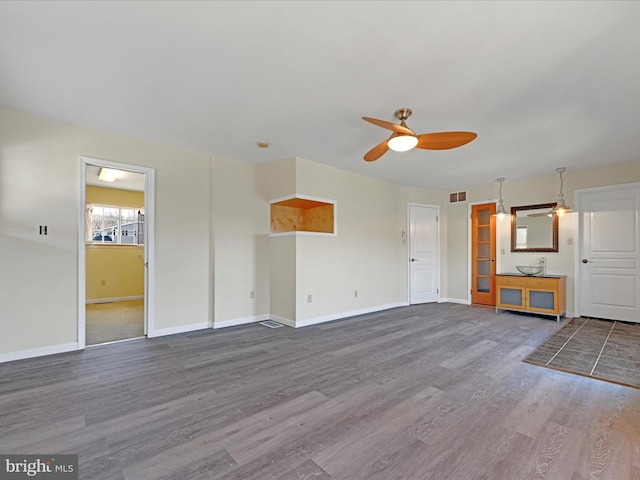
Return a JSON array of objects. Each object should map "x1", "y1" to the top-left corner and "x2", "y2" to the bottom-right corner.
[
  {"x1": 269, "y1": 235, "x2": 297, "y2": 323},
  {"x1": 0, "y1": 108, "x2": 445, "y2": 358},
  {"x1": 291, "y1": 158, "x2": 448, "y2": 325},
  {"x1": 0, "y1": 107, "x2": 211, "y2": 358},
  {"x1": 212, "y1": 155, "x2": 270, "y2": 326}
]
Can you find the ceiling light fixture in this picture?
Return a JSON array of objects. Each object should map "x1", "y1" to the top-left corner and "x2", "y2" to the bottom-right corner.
[
  {"x1": 551, "y1": 167, "x2": 571, "y2": 217},
  {"x1": 98, "y1": 168, "x2": 118, "y2": 183},
  {"x1": 387, "y1": 134, "x2": 418, "y2": 152},
  {"x1": 493, "y1": 177, "x2": 508, "y2": 220}
]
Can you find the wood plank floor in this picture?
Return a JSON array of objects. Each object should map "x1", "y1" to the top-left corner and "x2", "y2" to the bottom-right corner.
[{"x1": 1, "y1": 303, "x2": 639, "y2": 480}]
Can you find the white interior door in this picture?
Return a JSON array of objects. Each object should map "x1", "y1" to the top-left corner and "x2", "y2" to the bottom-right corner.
[
  {"x1": 409, "y1": 204, "x2": 439, "y2": 304},
  {"x1": 577, "y1": 183, "x2": 640, "y2": 323}
]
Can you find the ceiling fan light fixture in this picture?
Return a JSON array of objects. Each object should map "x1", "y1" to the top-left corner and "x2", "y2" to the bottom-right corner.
[{"x1": 387, "y1": 134, "x2": 418, "y2": 152}]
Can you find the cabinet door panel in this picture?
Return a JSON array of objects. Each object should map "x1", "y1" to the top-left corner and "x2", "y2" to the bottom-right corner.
[
  {"x1": 499, "y1": 287, "x2": 524, "y2": 307},
  {"x1": 528, "y1": 290, "x2": 556, "y2": 311}
]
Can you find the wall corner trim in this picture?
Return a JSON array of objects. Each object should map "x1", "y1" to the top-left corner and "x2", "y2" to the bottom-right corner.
[{"x1": 268, "y1": 315, "x2": 295, "y2": 328}]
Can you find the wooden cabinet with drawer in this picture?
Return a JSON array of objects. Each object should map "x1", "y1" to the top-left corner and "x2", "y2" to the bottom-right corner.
[{"x1": 495, "y1": 274, "x2": 566, "y2": 321}]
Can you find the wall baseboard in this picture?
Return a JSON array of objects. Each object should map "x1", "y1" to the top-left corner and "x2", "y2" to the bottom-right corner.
[
  {"x1": 213, "y1": 314, "x2": 269, "y2": 330},
  {"x1": 440, "y1": 298, "x2": 471, "y2": 305},
  {"x1": 0, "y1": 342, "x2": 79, "y2": 364},
  {"x1": 294, "y1": 302, "x2": 408, "y2": 328},
  {"x1": 149, "y1": 322, "x2": 210, "y2": 338},
  {"x1": 86, "y1": 295, "x2": 144, "y2": 304},
  {"x1": 269, "y1": 315, "x2": 295, "y2": 328},
  {"x1": 4, "y1": 301, "x2": 524, "y2": 363}
]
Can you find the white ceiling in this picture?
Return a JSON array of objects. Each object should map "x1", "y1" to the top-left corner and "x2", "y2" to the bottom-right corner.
[{"x1": 2, "y1": 1, "x2": 640, "y2": 191}]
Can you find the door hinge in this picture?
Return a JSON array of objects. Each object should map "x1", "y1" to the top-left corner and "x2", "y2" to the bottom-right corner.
[
  {"x1": 436, "y1": 216, "x2": 439, "y2": 222},
  {"x1": 437, "y1": 288, "x2": 439, "y2": 294}
]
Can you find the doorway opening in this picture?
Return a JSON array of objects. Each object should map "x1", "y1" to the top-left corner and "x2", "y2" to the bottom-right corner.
[{"x1": 78, "y1": 157, "x2": 155, "y2": 349}]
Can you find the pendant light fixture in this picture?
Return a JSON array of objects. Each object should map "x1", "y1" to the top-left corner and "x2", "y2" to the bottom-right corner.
[
  {"x1": 493, "y1": 177, "x2": 508, "y2": 220},
  {"x1": 551, "y1": 167, "x2": 571, "y2": 217}
]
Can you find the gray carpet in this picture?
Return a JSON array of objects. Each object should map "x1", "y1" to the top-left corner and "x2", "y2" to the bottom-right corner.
[
  {"x1": 524, "y1": 317, "x2": 640, "y2": 389},
  {"x1": 86, "y1": 299, "x2": 144, "y2": 345}
]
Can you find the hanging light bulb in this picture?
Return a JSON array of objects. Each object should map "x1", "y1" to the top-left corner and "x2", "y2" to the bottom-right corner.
[
  {"x1": 493, "y1": 177, "x2": 508, "y2": 220},
  {"x1": 551, "y1": 167, "x2": 571, "y2": 217}
]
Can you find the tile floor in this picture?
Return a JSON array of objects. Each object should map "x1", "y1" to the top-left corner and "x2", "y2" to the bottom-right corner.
[{"x1": 524, "y1": 317, "x2": 640, "y2": 389}]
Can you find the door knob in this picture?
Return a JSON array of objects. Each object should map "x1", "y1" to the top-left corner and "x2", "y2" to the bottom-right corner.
[
  {"x1": 411, "y1": 258, "x2": 418, "y2": 262},
  {"x1": 581, "y1": 258, "x2": 589, "y2": 263}
]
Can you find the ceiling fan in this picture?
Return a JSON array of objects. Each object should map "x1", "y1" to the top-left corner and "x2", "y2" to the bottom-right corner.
[{"x1": 362, "y1": 108, "x2": 477, "y2": 162}]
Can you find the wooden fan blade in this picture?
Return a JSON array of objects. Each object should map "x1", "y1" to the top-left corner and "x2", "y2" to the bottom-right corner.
[
  {"x1": 363, "y1": 139, "x2": 390, "y2": 162},
  {"x1": 416, "y1": 131, "x2": 477, "y2": 150},
  {"x1": 362, "y1": 117, "x2": 414, "y2": 135}
]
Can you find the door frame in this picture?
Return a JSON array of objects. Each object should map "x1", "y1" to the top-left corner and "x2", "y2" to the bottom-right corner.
[
  {"x1": 407, "y1": 203, "x2": 440, "y2": 304},
  {"x1": 78, "y1": 156, "x2": 156, "y2": 349},
  {"x1": 467, "y1": 199, "x2": 502, "y2": 304},
  {"x1": 573, "y1": 181, "x2": 640, "y2": 319}
]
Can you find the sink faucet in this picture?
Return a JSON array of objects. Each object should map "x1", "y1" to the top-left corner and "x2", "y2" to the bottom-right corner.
[{"x1": 538, "y1": 257, "x2": 546, "y2": 276}]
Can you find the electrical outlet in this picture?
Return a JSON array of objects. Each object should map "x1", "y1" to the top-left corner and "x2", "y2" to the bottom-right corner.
[
  {"x1": 567, "y1": 237, "x2": 574, "y2": 245},
  {"x1": 501, "y1": 248, "x2": 505, "y2": 255},
  {"x1": 250, "y1": 290, "x2": 255, "y2": 299},
  {"x1": 354, "y1": 290, "x2": 358, "y2": 298},
  {"x1": 307, "y1": 294, "x2": 312, "y2": 303}
]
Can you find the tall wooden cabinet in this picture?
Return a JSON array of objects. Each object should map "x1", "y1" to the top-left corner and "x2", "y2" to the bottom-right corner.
[{"x1": 495, "y1": 274, "x2": 566, "y2": 321}]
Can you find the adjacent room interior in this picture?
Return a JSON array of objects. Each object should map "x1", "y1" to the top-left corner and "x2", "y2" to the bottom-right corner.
[{"x1": 84, "y1": 166, "x2": 146, "y2": 345}]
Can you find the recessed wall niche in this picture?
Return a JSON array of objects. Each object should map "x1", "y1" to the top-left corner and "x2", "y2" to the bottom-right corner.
[{"x1": 269, "y1": 195, "x2": 336, "y2": 236}]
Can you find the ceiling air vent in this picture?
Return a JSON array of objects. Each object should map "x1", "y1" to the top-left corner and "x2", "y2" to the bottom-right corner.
[{"x1": 449, "y1": 191, "x2": 467, "y2": 203}]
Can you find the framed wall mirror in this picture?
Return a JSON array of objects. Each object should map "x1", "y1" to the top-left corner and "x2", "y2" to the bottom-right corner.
[{"x1": 511, "y1": 203, "x2": 558, "y2": 252}]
